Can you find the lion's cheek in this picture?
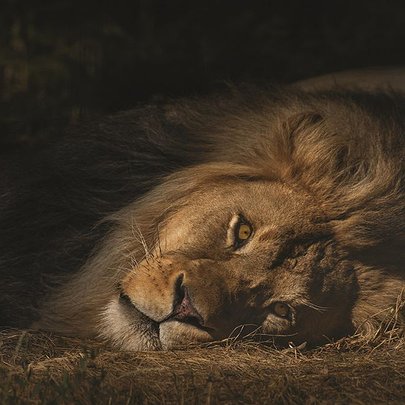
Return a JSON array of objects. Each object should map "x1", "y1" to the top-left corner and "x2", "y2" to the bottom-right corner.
[{"x1": 159, "y1": 321, "x2": 214, "y2": 349}]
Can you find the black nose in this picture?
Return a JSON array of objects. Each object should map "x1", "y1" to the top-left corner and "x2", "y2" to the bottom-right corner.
[{"x1": 171, "y1": 275, "x2": 205, "y2": 327}]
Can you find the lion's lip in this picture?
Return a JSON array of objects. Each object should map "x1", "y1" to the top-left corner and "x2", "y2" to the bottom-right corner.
[
  {"x1": 118, "y1": 289, "x2": 214, "y2": 337},
  {"x1": 118, "y1": 291, "x2": 160, "y2": 334}
]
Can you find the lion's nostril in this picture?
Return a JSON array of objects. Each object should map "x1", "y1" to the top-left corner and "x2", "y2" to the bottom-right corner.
[
  {"x1": 175, "y1": 289, "x2": 203, "y2": 323},
  {"x1": 173, "y1": 273, "x2": 185, "y2": 307},
  {"x1": 171, "y1": 278, "x2": 205, "y2": 327}
]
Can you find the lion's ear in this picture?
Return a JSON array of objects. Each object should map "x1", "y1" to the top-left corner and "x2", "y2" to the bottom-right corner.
[
  {"x1": 278, "y1": 110, "x2": 345, "y2": 185},
  {"x1": 282, "y1": 111, "x2": 324, "y2": 139},
  {"x1": 287, "y1": 110, "x2": 355, "y2": 172},
  {"x1": 281, "y1": 110, "x2": 404, "y2": 255},
  {"x1": 281, "y1": 108, "x2": 382, "y2": 198}
]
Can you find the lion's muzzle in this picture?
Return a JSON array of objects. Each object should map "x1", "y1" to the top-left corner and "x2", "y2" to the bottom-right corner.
[{"x1": 120, "y1": 254, "x2": 265, "y2": 346}]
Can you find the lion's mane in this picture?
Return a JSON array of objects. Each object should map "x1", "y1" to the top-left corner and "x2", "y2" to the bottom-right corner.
[{"x1": 0, "y1": 85, "x2": 404, "y2": 340}]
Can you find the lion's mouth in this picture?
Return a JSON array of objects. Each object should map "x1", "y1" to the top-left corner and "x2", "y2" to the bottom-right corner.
[{"x1": 118, "y1": 278, "x2": 214, "y2": 338}]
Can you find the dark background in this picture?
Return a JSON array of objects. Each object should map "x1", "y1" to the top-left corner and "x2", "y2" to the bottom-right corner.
[{"x1": 1, "y1": 0, "x2": 405, "y2": 152}]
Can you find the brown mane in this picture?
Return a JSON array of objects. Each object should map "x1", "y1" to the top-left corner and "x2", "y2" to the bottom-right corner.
[{"x1": 0, "y1": 84, "x2": 404, "y2": 345}]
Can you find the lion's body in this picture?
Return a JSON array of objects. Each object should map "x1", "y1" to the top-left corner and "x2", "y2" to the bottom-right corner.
[{"x1": 0, "y1": 70, "x2": 404, "y2": 350}]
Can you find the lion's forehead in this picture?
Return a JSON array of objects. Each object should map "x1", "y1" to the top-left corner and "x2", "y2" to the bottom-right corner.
[{"x1": 159, "y1": 180, "x2": 321, "y2": 252}]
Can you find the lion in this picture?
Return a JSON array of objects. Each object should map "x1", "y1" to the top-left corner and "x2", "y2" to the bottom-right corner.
[{"x1": 0, "y1": 69, "x2": 404, "y2": 350}]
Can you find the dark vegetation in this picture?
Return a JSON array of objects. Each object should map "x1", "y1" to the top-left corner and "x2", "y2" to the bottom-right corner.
[
  {"x1": 1, "y1": 1, "x2": 405, "y2": 403},
  {"x1": 1, "y1": 0, "x2": 405, "y2": 151},
  {"x1": 1, "y1": 330, "x2": 405, "y2": 404}
]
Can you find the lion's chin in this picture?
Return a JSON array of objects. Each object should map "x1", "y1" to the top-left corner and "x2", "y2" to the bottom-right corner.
[
  {"x1": 99, "y1": 297, "x2": 162, "y2": 351},
  {"x1": 159, "y1": 320, "x2": 215, "y2": 349}
]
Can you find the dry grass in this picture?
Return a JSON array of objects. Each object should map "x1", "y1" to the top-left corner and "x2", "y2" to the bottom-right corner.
[{"x1": 1, "y1": 330, "x2": 404, "y2": 405}]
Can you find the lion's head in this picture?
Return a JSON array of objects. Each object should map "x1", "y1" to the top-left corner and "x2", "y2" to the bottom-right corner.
[{"x1": 97, "y1": 164, "x2": 359, "y2": 350}]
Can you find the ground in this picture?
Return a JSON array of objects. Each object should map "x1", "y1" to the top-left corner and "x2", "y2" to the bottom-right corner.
[{"x1": 1, "y1": 330, "x2": 404, "y2": 404}]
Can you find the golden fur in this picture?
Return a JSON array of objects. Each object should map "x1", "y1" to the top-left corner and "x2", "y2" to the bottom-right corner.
[{"x1": 1, "y1": 70, "x2": 404, "y2": 350}]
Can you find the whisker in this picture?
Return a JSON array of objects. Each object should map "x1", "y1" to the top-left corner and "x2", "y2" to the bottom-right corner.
[
  {"x1": 298, "y1": 299, "x2": 330, "y2": 313},
  {"x1": 130, "y1": 216, "x2": 153, "y2": 263},
  {"x1": 155, "y1": 222, "x2": 163, "y2": 258}
]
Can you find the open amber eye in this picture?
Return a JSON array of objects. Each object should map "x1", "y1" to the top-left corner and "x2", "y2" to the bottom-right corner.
[
  {"x1": 234, "y1": 221, "x2": 253, "y2": 247},
  {"x1": 273, "y1": 302, "x2": 290, "y2": 318},
  {"x1": 227, "y1": 214, "x2": 253, "y2": 249}
]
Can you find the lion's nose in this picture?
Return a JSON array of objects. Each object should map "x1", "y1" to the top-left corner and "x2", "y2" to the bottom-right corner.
[{"x1": 170, "y1": 274, "x2": 205, "y2": 327}]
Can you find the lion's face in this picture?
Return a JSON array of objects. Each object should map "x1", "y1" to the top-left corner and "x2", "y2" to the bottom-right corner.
[{"x1": 102, "y1": 177, "x2": 357, "y2": 350}]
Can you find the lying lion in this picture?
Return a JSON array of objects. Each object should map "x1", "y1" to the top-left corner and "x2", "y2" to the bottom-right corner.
[{"x1": 0, "y1": 69, "x2": 404, "y2": 350}]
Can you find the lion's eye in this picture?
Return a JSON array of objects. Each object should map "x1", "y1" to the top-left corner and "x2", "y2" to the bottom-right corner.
[
  {"x1": 233, "y1": 219, "x2": 253, "y2": 248},
  {"x1": 273, "y1": 302, "x2": 290, "y2": 318},
  {"x1": 227, "y1": 214, "x2": 253, "y2": 249}
]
